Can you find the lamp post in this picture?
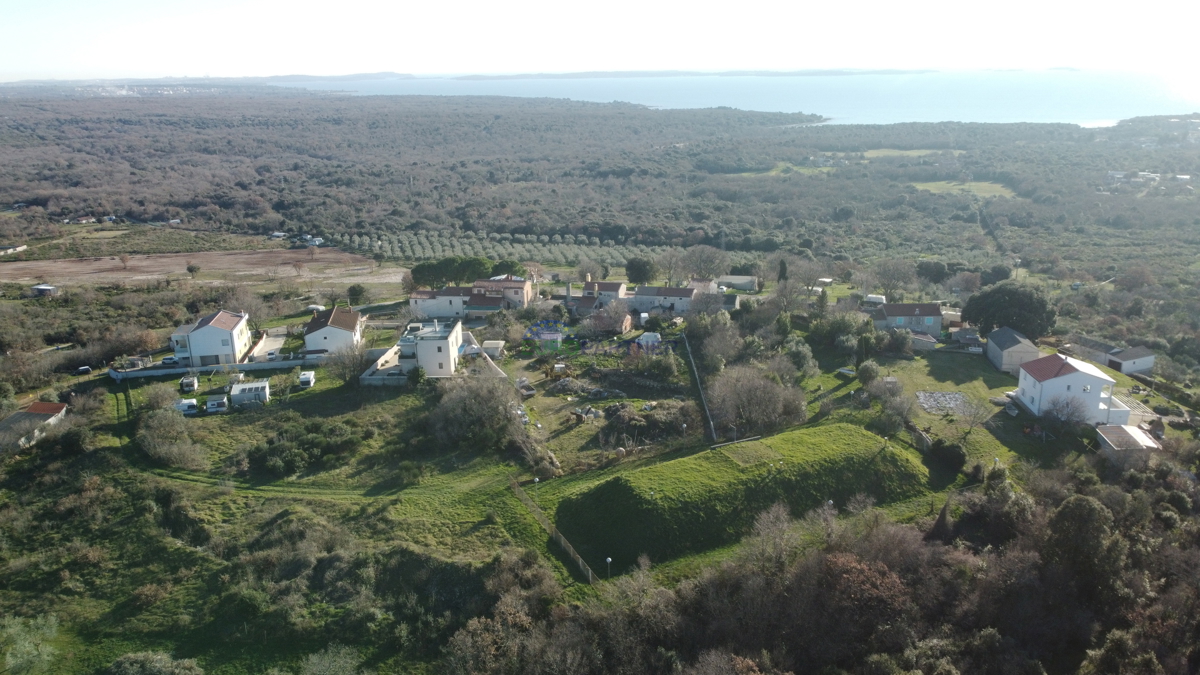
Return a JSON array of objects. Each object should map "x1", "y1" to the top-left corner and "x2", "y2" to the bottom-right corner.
[
  {"x1": 730, "y1": 424, "x2": 737, "y2": 442},
  {"x1": 534, "y1": 477, "x2": 539, "y2": 495},
  {"x1": 606, "y1": 557, "x2": 612, "y2": 579}
]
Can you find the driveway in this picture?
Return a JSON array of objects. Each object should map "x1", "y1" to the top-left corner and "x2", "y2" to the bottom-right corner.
[{"x1": 250, "y1": 334, "x2": 286, "y2": 362}]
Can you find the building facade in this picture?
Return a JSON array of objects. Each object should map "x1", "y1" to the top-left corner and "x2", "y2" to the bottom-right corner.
[
  {"x1": 1016, "y1": 354, "x2": 1131, "y2": 425},
  {"x1": 303, "y1": 306, "x2": 366, "y2": 354},
  {"x1": 171, "y1": 310, "x2": 253, "y2": 367}
]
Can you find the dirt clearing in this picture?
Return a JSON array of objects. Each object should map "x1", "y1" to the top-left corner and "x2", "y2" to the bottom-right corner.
[{"x1": 0, "y1": 248, "x2": 386, "y2": 285}]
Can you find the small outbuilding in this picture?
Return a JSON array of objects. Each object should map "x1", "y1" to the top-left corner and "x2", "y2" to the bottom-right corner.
[
  {"x1": 716, "y1": 275, "x2": 759, "y2": 291},
  {"x1": 1096, "y1": 424, "x2": 1159, "y2": 470},
  {"x1": 986, "y1": 326, "x2": 1041, "y2": 376},
  {"x1": 910, "y1": 332, "x2": 939, "y2": 351},
  {"x1": 635, "y1": 332, "x2": 662, "y2": 348},
  {"x1": 230, "y1": 381, "x2": 270, "y2": 406},
  {"x1": 206, "y1": 395, "x2": 229, "y2": 413},
  {"x1": 31, "y1": 284, "x2": 59, "y2": 296},
  {"x1": 482, "y1": 340, "x2": 506, "y2": 358}
]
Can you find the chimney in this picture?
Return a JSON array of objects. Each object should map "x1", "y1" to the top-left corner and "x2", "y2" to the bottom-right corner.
[
  {"x1": 585, "y1": 273, "x2": 592, "y2": 283},
  {"x1": 566, "y1": 281, "x2": 572, "y2": 299}
]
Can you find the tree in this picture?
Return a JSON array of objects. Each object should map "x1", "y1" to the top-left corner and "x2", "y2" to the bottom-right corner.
[
  {"x1": 186, "y1": 262, "x2": 199, "y2": 278},
  {"x1": 956, "y1": 397, "x2": 995, "y2": 440},
  {"x1": 1044, "y1": 394, "x2": 1089, "y2": 431},
  {"x1": 346, "y1": 283, "x2": 370, "y2": 306},
  {"x1": 105, "y1": 651, "x2": 204, "y2": 675},
  {"x1": 298, "y1": 644, "x2": 363, "y2": 675},
  {"x1": 119, "y1": 254, "x2": 131, "y2": 270},
  {"x1": 683, "y1": 245, "x2": 731, "y2": 280},
  {"x1": 141, "y1": 383, "x2": 178, "y2": 411},
  {"x1": 427, "y1": 377, "x2": 528, "y2": 453},
  {"x1": 776, "y1": 257, "x2": 788, "y2": 282},
  {"x1": 961, "y1": 281, "x2": 1056, "y2": 339},
  {"x1": 980, "y1": 264, "x2": 1012, "y2": 286},
  {"x1": 625, "y1": 257, "x2": 660, "y2": 285},
  {"x1": 813, "y1": 288, "x2": 829, "y2": 319},
  {"x1": 307, "y1": 245, "x2": 318, "y2": 260},
  {"x1": 410, "y1": 261, "x2": 440, "y2": 288},
  {"x1": 576, "y1": 258, "x2": 604, "y2": 283},
  {"x1": 657, "y1": 249, "x2": 687, "y2": 286},
  {"x1": 871, "y1": 258, "x2": 915, "y2": 298},
  {"x1": 792, "y1": 259, "x2": 827, "y2": 295},
  {"x1": 916, "y1": 260, "x2": 949, "y2": 284},
  {"x1": 857, "y1": 360, "x2": 880, "y2": 386},
  {"x1": 1044, "y1": 495, "x2": 1127, "y2": 606},
  {"x1": 400, "y1": 270, "x2": 417, "y2": 295},
  {"x1": 223, "y1": 285, "x2": 270, "y2": 332},
  {"x1": 1, "y1": 614, "x2": 58, "y2": 675},
  {"x1": 491, "y1": 260, "x2": 527, "y2": 279},
  {"x1": 455, "y1": 256, "x2": 494, "y2": 284},
  {"x1": 137, "y1": 409, "x2": 206, "y2": 470},
  {"x1": 1114, "y1": 266, "x2": 1155, "y2": 291},
  {"x1": 709, "y1": 366, "x2": 806, "y2": 436},
  {"x1": 325, "y1": 343, "x2": 372, "y2": 384}
]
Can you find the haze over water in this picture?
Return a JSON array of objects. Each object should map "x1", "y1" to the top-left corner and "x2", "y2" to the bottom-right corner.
[{"x1": 277, "y1": 70, "x2": 1199, "y2": 126}]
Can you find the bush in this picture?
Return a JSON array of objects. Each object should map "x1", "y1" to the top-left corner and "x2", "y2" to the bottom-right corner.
[
  {"x1": 929, "y1": 438, "x2": 968, "y2": 472},
  {"x1": 137, "y1": 409, "x2": 207, "y2": 470},
  {"x1": 857, "y1": 360, "x2": 880, "y2": 386},
  {"x1": 106, "y1": 651, "x2": 204, "y2": 675}
]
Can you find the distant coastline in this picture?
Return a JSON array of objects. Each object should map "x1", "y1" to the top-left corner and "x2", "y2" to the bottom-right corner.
[{"x1": 453, "y1": 69, "x2": 938, "y2": 80}]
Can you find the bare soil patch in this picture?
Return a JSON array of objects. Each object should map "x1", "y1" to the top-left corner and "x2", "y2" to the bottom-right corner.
[{"x1": 0, "y1": 248, "x2": 377, "y2": 285}]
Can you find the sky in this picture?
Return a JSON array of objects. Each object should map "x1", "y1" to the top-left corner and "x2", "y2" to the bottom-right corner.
[{"x1": 2, "y1": 0, "x2": 1198, "y2": 97}]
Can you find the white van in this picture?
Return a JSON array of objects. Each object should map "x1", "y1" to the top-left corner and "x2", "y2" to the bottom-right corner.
[
  {"x1": 174, "y1": 398, "x2": 199, "y2": 415},
  {"x1": 298, "y1": 371, "x2": 316, "y2": 388}
]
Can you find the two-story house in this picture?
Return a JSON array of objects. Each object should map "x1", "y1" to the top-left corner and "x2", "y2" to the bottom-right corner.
[
  {"x1": 396, "y1": 320, "x2": 463, "y2": 377},
  {"x1": 303, "y1": 306, "x2": 366, "y2": 354},
  {"x1": 871, "y1": 303, "x2": 943, "y2": 335},
  {"x1": 1016, "y1": 353, "x2": 1131, "y2": 425},
  {"x1": 171, "y1": 310, "x2": 253, "y2": 367},
  {"x1": 471, "y1": 275, "x2": 533, "y2": 309},
  {"x1": 409, "y1": 276, "x2": 533, "y2": 319}
]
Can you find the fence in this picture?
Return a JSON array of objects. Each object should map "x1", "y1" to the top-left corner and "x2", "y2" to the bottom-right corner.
[
  {"x1": 680, "y1": 333, "x2": 718, "y2": 441},
  {"x1": 509, "y1": 477, "x2": 597, "y2": 585}
]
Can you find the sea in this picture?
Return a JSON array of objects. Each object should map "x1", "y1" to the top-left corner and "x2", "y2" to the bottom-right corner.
[{"x1": 273, "y1": 70, "x2": 1200, "y2": 126}]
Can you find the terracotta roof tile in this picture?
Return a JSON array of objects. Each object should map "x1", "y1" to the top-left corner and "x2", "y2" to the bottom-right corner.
[
  {"x1": 26, "y1": 402, "x2": 67, "y2": 415},
  {"x1": 304, "y1": 306, "x2": 362, "y2": 336},
  {"x1": 1020, "y1": 354, "x2": 1080, "y2": 382}
]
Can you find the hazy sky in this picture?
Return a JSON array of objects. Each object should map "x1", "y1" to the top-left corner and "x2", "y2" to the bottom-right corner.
[{"x1": 3, "y1": 0, "x2": 1198, "y2": 94}]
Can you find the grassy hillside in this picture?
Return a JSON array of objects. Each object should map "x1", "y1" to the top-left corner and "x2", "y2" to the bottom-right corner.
[{"x1": 556, "y1": 423, "x2": 928, "y2": 571}]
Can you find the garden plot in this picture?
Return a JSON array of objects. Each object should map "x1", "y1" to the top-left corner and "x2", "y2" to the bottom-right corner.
[{"x1": 916, "y1": 391, "x2": 969, "y2": 414}]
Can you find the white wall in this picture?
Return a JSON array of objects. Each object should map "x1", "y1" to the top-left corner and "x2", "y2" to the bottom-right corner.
[
  {"x1": 1017, "y1": 369, "x2": 1128, "y2": 425},
  {"x1": 305, "y1": 324, "x2": 361, "y2": 353},
  {"x1": 182, "y1": 320, "x2": 251, "y2": 366},
  {"x1": 415, "y1": 323, "x2": 463, "y2": 377},
  {"x1": 1117, "y1": 355, "x2": 1155, "y2": 374},
  {"x1": 410, "y1": 295, "x2": 466, "y2": 318}
]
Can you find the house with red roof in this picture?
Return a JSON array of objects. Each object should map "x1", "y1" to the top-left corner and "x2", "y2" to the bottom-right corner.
[
  {"x1": 170, "y1": 309, "x2": 252, "y2": 367},
  {"x1": 1015, "y1": 353, "x2": 1130, "y2": 425}
]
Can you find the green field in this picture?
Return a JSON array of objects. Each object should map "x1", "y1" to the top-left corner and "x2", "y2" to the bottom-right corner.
[
  {"x1": 555, "y1": 423, "x2": 928, "y2": 570},
  {"x1": 740, "y1": 162, "x2": 834, "y2": 177},
  {"x1": 864, "y1": 148, "x2": 966, "y2": 158},
  {"x1": 912, "y1": 180, "x2": 1016, "y2": 197}
]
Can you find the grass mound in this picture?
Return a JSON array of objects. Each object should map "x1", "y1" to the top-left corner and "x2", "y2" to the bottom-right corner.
[{"x1": 556, "y1": 423, "x2": 928, "y2": 570}]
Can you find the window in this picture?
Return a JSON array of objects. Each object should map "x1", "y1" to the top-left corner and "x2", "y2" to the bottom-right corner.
[
  {"x1": 437, "y1": 346, "x2": 442, "y2": 352},
  {"x1": 895, "y1": 317, "x2": 905, "y2": 325},
  {"x1": 221, "y1": 339, "x2": 230, "y2": 346},
  {"x1": 1066, "y1": 385, "x2": 1071, "y2": 392},
  {"x1": 926, "y1": 317, "x2": 933, "y2": 325},
  {"x1": 1082, "y1": 385, "x2": 1091, "y2": 393},
  {"x1": 438, "y1": 362, "x2": 444, "y2": 370}
]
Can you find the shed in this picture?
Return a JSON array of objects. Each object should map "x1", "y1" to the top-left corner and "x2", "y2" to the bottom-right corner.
[
  {"x1": 1105, "y1": 346, "x2": 1156, "y2": 375},
  {"x1": 482, "y1": 340, "x2": 506, "y2": 358},
  {"x1": 635, "y1": 332, "x2": 662, "y2": 348},
  {"x1": 230, "y1": 381, "x2": 270, "y2": 406},
  {"x1": 32, "y1": 284, "x2": 59, "y2": 296},
  {"x1": 715, "y1": 275, "x2": 759, "y2": 291},
  {"x1": 864, "y1": 294, "x2": 887, "y2": 305},
  {"x1": 910, "y1": 332, "x2": 939, "y2": 351},
  {"x1": 1096, "y1": 424, "x2": 1159, "y2": 470},
  {"x1": 986, "y1": 326, "x2": 1040, "y2": 376}
]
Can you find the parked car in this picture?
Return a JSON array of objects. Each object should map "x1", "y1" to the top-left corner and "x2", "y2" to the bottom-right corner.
[
  {"x1": 267, "y1": 350, "x2": 278, "y2": 361},
  {"x1": 74, "y1": 366, "x2": 92, "y2": 376},
  {"x1": 161, "y1": 356, "x2": 178, "y2": 366}
]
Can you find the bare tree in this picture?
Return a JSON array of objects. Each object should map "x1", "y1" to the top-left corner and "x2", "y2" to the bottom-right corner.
[
  {"x1": 709, "y1": 365, "x2": 807, "y2": 436},
  {"x1": 576, "y1": 258, "x2": 604, "y2": 283},
  {"x1": 657, "y1": 248, "x2": 687, "y2": 287},
  {"x1": 871, "y1": 258, "x2": 916, "y2": 299},
  {"x1": 683, "y1": 245, "x2": 732, "y2": 280},
  {"x1": 771, "y1": 278, "x2": 809, "y2": 314},
  {"x1": 119, "y1": 254, "x2": 131, "y2": 270},
  {"x1": 957, "y1": 397, "x2": 996, "y2": 440},
  {"x1": 141, "y1": 383, "x2": 178, "y2": 411},
  {"x1": 325, "y1": 343, "x2": 372, "y2": 384},
  {"x1": 400, "y1": 270, "x2": 417, "y2": 295},
  {"x1": 223, "y1": 285, "x2": 270, "y2": 332},
  {"x1": 793, "y1": 258, "x2": 828, "y2": 295},
  {"x1": 307, "y1": 245, "x2": 318, "y2": 260},
  {"x1": 1045, "y1": 394, "x2": 1089, "y2": 432},
  {"x1": 292, "y1": 261, "x2": 307, "y2": 276}
]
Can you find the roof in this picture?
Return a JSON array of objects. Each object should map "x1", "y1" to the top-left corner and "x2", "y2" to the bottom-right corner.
[
  {"x1": 466, "y1": 295, "x2": 505, "y2": 308},
  {"x1": 584, "y1": 281, "x2": 625, "y2": 293},
  {"x1": 1109, "y1": 346, "x2": 1156, "y2": 362},
  {"x1": 717, "y1": 275, "x2": 757, "y2": 283},
  {"x1": 911, "y1": 332, "x2": 939, "y2": 343},
  {"x1": 305, "y1": 306, "x2": 362, "y2": 336},
  {"x1": 25, "y1": 402, "x2": 67, "y2": 416},
  {"x1": 881, "y1": 303, "x2": 942, "y2": 318},
  {"x1": 635, "y1": 286, "x2": 696, "y2": 299},
  {"x1": 230, "y1": 382, "x2": 270, "y2": 394},
  {"x1": 482, "y1": 340, "x2": 505, "y2": 348},
  {"x1": 1097, "y1": 425, "x2": 1160, "y2": 451},
  {"x1": 1020, "y1": 353, "x2": 1115, "y2": 384},
  {"x1": 473, "y1": 277, "x2": 529, "y2": 290},
  {"x1": 988, "y1": 326, "x2": 1035, "y2": 351},
  {"x1": 177, "y1": 309, "x2": 246, "y2": 334},
  {"x1": 573, "y1": 296, "x2": 600, "y2": 310}
]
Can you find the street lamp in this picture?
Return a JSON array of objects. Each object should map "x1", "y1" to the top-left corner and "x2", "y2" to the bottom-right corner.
[
  {"x1": 729, "y1": 424, "x2": 737, "y2": 442},
  {"x1": 534, "y1": 477, "x2": 539, "y2": 495},
  {"x1": 606, "y1": 557, "x2": 612, "y2": 578}
]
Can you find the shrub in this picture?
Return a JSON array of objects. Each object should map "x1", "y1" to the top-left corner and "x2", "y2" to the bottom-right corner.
[
  {"x1": 137, "y1": 409, "x2": 207, "y2": 470},
  {"x1": 106, "y1": 651, "x2": 204, "y2": 675},
  {"x1": 929, "y1": 439, "x2": 968, "y2": 472}
]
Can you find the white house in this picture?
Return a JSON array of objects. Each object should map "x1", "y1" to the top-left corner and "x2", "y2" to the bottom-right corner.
[
  {"x1": 716, "y1": 275, "x2": 758, "y2": 291},
  {"x1": 582, "y1": 281, "x2": 627, "y2": 302},
  {"x1": 871, "y1": 303, "x2": 943, "y2": 335},
  {"x1": 628, "y1": 286, "x2": 697, "y2": 314},
  {"x1": 171, "y1": 310, "x2": 253, "y2": 367},
  {"x1": 1104, "y1": 346, "x2": 1156, "y2": 375},
  {"x1": 398, "y1": 317, "x2": 463, "y2": 374},
  {"x1": 1016, "y1": 354, "x2": 1130, "y2": 425},
  {"x1": 303, "y1": 306, "x2": 366, "y2": 354},
  {"x1": 986, "y1": 326, "x2": 1041, "y2": 376},
  {"x1": 409, "y1": 287, "x2": 472, "y2": 319}
]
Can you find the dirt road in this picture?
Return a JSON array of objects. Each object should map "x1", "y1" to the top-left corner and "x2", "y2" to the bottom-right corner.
[{"x1": 0, "y1": 248, "x2": 378, "y2": 285}]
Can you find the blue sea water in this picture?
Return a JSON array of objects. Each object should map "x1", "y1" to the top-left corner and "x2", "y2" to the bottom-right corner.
[{"x1": 275, "y1": 70, "x2": 1200, "y2": 126}]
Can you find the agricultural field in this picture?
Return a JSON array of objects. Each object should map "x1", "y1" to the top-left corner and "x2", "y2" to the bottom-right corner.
[
  {"x1": 911, "y1": 180, "x2": 1017, "y2": 197},
  {"x1": 863, "y1": 148, "x2": 967, "y2": 158}
]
